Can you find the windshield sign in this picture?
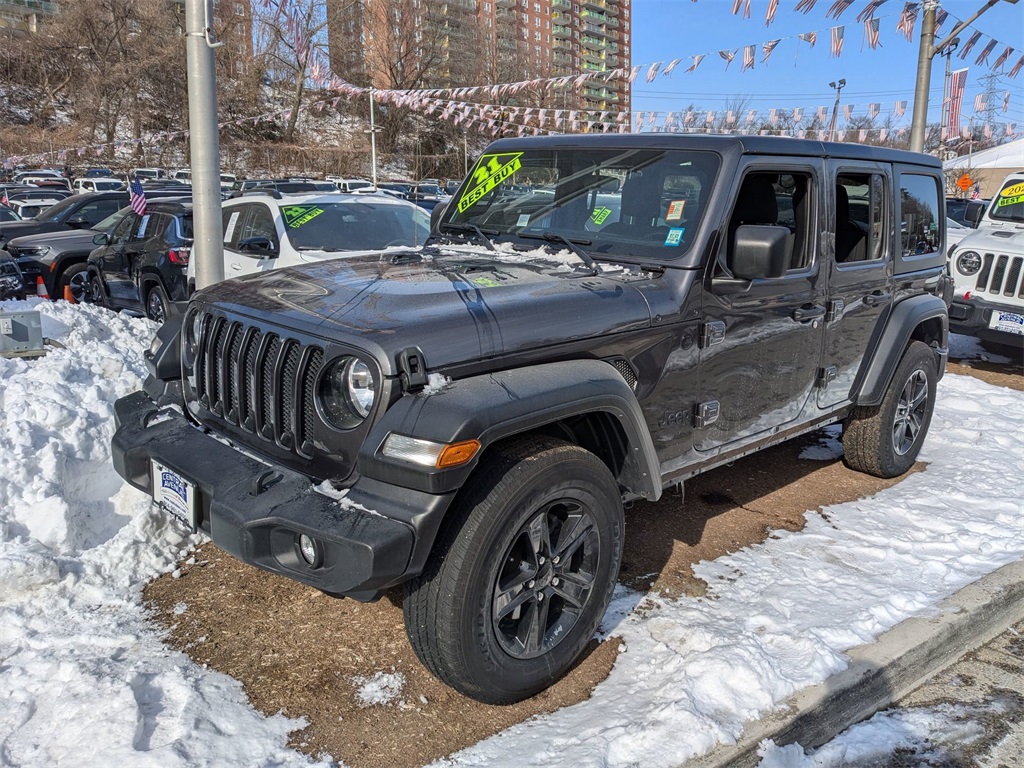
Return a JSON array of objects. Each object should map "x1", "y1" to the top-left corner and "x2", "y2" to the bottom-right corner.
[
  {"x1": 281, "y1": 202, "x2": 430, "y2": 251},
  {"x1": 991, "y1": 179, "x2": 1024, "y2": 223},
  {"x1": 446, "y1": 147, "x2": 720, "y2": 258}
]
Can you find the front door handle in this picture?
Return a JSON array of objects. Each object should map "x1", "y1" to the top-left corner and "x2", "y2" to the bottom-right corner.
[
  {"x1": 792, "y1": 304, "x2": 826, "y2": 322},
  {"x1": 864, "y1": 291, "x2": 892, "y2": 307},
  {"x1": 230, "y1": 263, "x2": 242, "y2": 271}
]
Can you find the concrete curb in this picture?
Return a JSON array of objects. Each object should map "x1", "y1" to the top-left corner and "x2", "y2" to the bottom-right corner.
[{"x1": 686, "y1": 558, "x2": 1024, "y2": 768}]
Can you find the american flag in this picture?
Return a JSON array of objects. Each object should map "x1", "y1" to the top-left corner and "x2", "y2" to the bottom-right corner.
[
  {"x1": 793, "y1": 107, "x2": 804, "y2": 122},
  {"x1": 765, "y1": 0, "x2": 779, "y2": 26},
  {"x1": 799, "y1": 31, "x2": 818, "y2": 48},
  {"x1": 830, "y1": 26, "x2": 845, "y2": 58},
  {"x1": 959, "y1": 31, "x2": 982, "y2": 60},
  {"x1": 762, "y1": 39, "x2": 781, "y2": 63},
  {"x1": 1011, "y1": 55, "x2": 1024, "y2": 78},
  {"x1": 865, "y1": 18, "x2": 881, "y2": 50},
  {"x1": 947, "y1": 68, "x2": 968, "y2": 136},
  {"x1": 974, "y1": 93, "x2": 988, "y2": 113},
  {"x1": 843, "y1": 104, "x2": 854, "y2": 121},
  {"x1": 719, "y1": 49, "x2": 737, "y2": 70},
  {"x1": 992, "y1": 46, "x2": 1014, "y2": 72},
  {"x1": 817, "y1": 105, "x2": 829, "y2": 122},
  {"x1": 795, "y1": 0, "x2": 819, "y2": 12},
  {"x1": 826, "y1": 0, "x2": 855, "y2": 19},
  {"x1": 856, "y1": 0, "x2": 888, "y2": 23},
  {"x1": 895, "y1": 2, "x2": 918, "y2": 42},
  {"x1": 743, "y1": 45, "x2": 756, "y2": 71},
  {"x1": 129, "y1": 178, "x2": 147, "y2": 216},
  {"x1": 868, "y1": 103, "x2": 880, "y2": 119},
  {"x1": 894, "y1": 100, "x2": 907, "y2": 117},
  {"x1": 974, "y1": 39, "x2": 998, "y2": 66},
  {"x1": 933, "y1": 8, "x2": 948, "y2": 35},
  {"x1": 1004, "y1": 92, "x2": 1012, "y2": 112},
  {"x1": 731, "y1": 0, "x2": 751, "y2": 19}
]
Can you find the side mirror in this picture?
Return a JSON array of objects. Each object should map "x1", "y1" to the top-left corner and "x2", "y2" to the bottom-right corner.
[
  {"x1": 92, "y1": 232, "x2": 110, "y2": 246},
  {"x1": 430, "y1": 201, "x2": 449, "y2": 233},
  {"x1": 238, "y1": 236, "x2": 275, "y2": 255},
  {"x1": 728, "y1": 225, "x2": 791, "y2": 280},
  {"x1": 965, "y1": 201, "x2": 985, "y2": 227},
  {"x1": 67, "y1": 215, "x2": 92, "y2": 229}
]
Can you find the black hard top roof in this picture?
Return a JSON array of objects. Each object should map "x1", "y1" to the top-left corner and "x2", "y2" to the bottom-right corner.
[{"x1": 483, "y1": 133, "x2": 941, "y2": 169}]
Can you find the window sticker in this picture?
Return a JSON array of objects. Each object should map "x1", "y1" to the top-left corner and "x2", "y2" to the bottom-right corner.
[
  {"x1": 517, "y1": 213, "x2": 532, "y2": 227},
  {"x1": 223, "y1": 211, "x2": 240, "y2": 243},
  {"x1": 666, "y1": 200, "x2": 686, "y2": 221},
  {"x1": 664, "y1": 227, "x2": 685, "y2": 246},
  {"x1": 281, "y1": 205, "x2": 324, "y2": 228},
  {"x1": 137, "y1": 214, "x2": 151, "y2": 238},
  {"x1": 457, "y1": 152, "x2": 523, "y2": 213},
  {"x1": 471, "y1": 275, "x2": 501, "y2": 288},
  {"x1": 590, "y1": 206, "x2": 612, "y2": 225},
  {"x1": 1000, "y1": 182, "x2": 1024, "y2": 198},
  {"x1": 997, "y1": 193, "x2": 1024, "y2": 208}
]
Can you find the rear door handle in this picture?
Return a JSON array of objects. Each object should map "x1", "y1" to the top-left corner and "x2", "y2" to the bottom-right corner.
[
  {"x1": 792, "y1": 304, "x2": 826, "y2": 322},
  {"x1": 864, "y1": 291, "x2": 891, "y2": 307}
]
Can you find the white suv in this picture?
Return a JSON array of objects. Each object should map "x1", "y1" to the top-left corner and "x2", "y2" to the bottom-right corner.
[
  {"x1": 191, "y1": 192, "x2": 430, "y2": 285},
  {"x1": 947, "y1": 171, "x2": 1024, "y2": 344}
]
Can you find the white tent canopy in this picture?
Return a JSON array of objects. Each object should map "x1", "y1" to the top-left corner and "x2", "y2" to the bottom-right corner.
[{"x1": 943, "y1": 138, "x2": 1024, "y2": 171}]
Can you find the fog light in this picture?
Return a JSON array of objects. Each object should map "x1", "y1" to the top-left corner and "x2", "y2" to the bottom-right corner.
[{"x1": 298, "y1": 534, "x2": 319, "y2": 566}]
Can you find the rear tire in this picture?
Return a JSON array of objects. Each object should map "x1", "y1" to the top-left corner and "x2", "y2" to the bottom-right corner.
[
  {"x1": 403, "y1": 436, "x2": 624, "y2": 704},
  {"x1": 145, "y1": 283, "x2": 170, "y2": 323},
  {"x1": 59, "y1": 264, "x2": 89, "y2": 303},
  {"x1": 844, "y1": 341, "x2": 937, "y2": 478}
]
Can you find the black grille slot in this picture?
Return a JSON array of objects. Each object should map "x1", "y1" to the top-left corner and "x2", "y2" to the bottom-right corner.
[
  {"x1": 989, "y1": 255, "x2": 1009, "y2": 295},
  {"x1": 608, "y1": 358, "x2": 638, "y2": 390},
  {"x1": 192, "y1": 313, "x2": 326, "y2": 458},
  {"x1": 1004, "y1": 256, "x2": 1023, "y2": 298},
  {"x1": 975, "y1": 253, "x2": 994, "y2": 291}
]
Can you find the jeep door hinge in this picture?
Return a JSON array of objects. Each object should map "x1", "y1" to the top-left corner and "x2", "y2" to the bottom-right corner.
[
  {"x1": 699, "y1": 321, "x2": 726, "y2": 349},
  {"x1": 817, "y1": 366, "x2": 838, "y2": 387},
  {"x1": 826, "y1": 299, "x2": 845, "y2": 323},
  {"x1": 693, "y1": 400, "x2": 720, "y2": 428},
  {"x1": 397, "y1": 347, "x2": 429, "y2": 392}
]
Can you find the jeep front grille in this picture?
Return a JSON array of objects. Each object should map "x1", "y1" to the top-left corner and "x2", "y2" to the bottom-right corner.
[
  {"x1": 975, "y1": 253, "x2": 1024, "y2": 299},
  {"x1": 194, "y1": 315, "x2": 325, "y2": 458}
]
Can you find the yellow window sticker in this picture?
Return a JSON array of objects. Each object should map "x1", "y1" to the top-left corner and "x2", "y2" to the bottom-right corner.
[
  {"x1": 471, "y1": 275, "x2": 501, "y2": 288},
  {"x1": 1000, "y1": 182, "x2": 1024, "y2": 198},
  {"x1": 666, "y1": 200, "x2": 686, "y2": 221},
  {"x1": 997, "y1": 194, "x2": 1024, "y2": 207},
  {"x1": 590, "y1": 207, "x2": 612, "y2": 225},
  {"x1": 282, "y1": 205, "x2": 325, "y2": 228},
  {"x1": 457, "y1": 153, "x2": 523, "y2": 213}
]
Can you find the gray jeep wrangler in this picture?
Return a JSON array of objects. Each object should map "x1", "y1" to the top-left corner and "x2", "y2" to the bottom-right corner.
[{"x1": 112, "y1": 135, "x2": 950, "y2": 703}]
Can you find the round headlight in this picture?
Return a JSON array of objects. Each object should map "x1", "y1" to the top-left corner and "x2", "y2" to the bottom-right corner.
[
  {"x1": 956, "y1": 251, "x2": 982, "y2": 276},
  {"x1": 319, "y1": 356, "x2": 377, "y2": 429},
  {"x1": 182, "y1": 309, "x2": 203, "y2": 367}
]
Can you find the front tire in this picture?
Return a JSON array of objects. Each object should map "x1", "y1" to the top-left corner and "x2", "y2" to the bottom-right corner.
[
  {"x1": 403, "y1": 436, "x2": 624, "y2": 704},
  {"x1": 844, "y1": 340, "x2": 938, "y2": 478},
  {"x1": 88, "y1": 274, "x2": 109, "y2": 308}
]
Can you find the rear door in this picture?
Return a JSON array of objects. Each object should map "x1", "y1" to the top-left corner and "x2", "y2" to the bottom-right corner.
[
  {"x1": 697, "y1": 160, "x2": 826, "y2": 451},
  {"x1": 819, "y1": 161, "x2": 894, "y2": 407}
]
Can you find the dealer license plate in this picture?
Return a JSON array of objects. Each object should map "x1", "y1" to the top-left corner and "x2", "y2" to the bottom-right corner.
[
  {"x1": 152, "y1": 460, "x2": 198, "y2": 529},
  {"x1": 988, "y1": 310, "x2": 1024, "y2": 336}
]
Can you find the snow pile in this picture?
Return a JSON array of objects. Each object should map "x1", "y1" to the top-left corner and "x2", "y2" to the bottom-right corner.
[
  {"x1": 0, "y1": 300, "x2": 329, "y2": 767},
  {"x1": 352, "y1": 672, "x2": 406, "y2": 708},
  {"x1": 438, "y1": 373, "x2": 1024, "y2": 768}
]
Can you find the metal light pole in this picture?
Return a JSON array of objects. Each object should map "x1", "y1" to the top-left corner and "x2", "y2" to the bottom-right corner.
[
  {"x1": 828, "y1": 79, "x2": 846, "y2": 142},
  {"x1": 365, "y1": 87, "x2": 379, "y2": 189},
  {"x1": 909, "y1": 0, "x2": 1014, "y2": 153},
  {"x1": 185, "y1": 0, "x2": 224, "y2": 290}
]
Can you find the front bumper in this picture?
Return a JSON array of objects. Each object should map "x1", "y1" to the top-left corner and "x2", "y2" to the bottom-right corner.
[
  {"x1": 112, "y1": 390, "x2": 449, "y2": 598},
  {"x1": 949, "y1": 295, "x2": 1024, "y2": 344}
]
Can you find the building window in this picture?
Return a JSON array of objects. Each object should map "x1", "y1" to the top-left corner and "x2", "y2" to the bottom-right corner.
[
  {"x1": 234, "y1": 2, "x2": 245, "y2": 16},
  {"x1": 534, "y1": 30, "x2": 540, "y2": 39}
]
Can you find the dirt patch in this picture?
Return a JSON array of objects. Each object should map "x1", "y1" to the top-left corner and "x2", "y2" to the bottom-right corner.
[{"x1": 145, "y1": 358, "x2": 1020, "y2": 767}]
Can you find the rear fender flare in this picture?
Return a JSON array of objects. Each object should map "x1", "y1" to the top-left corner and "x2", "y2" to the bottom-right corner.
[
  {"x1": 357, "y1": 359, "x2": 662, "y2": 502},
  {"x1": 854, "y1": 294, "x2": 948, "y2": 407}
]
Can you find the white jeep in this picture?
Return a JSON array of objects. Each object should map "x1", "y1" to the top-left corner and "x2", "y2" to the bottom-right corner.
[{"x1": 947, "y1": 171, "x2": 1024, "y2": 344}]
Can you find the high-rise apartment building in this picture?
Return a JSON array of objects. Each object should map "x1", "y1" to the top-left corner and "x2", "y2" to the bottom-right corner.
[{"x1": 328, "y1": 0, "x2": 630, "y2": 118}]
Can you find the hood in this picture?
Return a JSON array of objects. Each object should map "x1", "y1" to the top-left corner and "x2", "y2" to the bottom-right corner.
[
  {"x1": 195, "y1": 248, "x2": 654, "y2": 375},
  {"x1": 8, "y1": 227, "x2": 97, "y2": 250},
  {"x1": 953, "y1": 222, "x2": 1024, "y2": 254},
  {"x1": 0, "y1": 221, "x2": 63, "y2": 244}
]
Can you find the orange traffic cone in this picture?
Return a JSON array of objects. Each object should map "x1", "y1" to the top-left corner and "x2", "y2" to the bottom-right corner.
[
  {"x1": 36, "y1": 276, "x2": 49, "y2": 299},
  {"x1": 63, "y1": 285, "x2": 76, "y2": 304}
]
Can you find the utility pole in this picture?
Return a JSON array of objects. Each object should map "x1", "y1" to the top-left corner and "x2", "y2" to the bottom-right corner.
[
  {"x1": 828, "y1": 79, "x2": 846, "y2": 142},
  {"x1": 185, "y1": 0, "x2": 224, "y2": 291},
  {"x1": 365, "y1": 87, "x2": 379, "y2": 189},
  {"x1": 909, "y1": 0, "x2": 1015, "y2": 153}
]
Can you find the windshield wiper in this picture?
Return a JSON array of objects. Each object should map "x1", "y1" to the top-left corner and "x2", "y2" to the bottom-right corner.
[
  {"x1": 296, "y1": 246, "x2": 347, "y2": 252},
  {"x1": 592, "y1": 254, "x2": 667, "y2": 274},
  {"x1": 518, "y1": 231, "x2": 597, "y2": 273},
  {"x1": 439, "y1": 222, "x2": 498, "y2": 251}
]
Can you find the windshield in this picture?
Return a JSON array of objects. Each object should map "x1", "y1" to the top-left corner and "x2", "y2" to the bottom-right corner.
[
  {"x1": 990, "y1": 178, "x2": 1024, "y2": 223},
  {"x1": 281, "y1": 201, "x2": 430, "y2": 250},
  {"x1": 34, "y1": 195, "x2": 81, "y2": 223},
  {"x1": 446, "y1": 147, "x2": 720, "y2": 258}
]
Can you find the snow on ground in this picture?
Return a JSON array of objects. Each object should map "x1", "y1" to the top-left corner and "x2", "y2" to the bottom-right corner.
[
  {"x1": 0, "y1": 299, "x2": 331, "y2": 767},
  {"x1": 0, "y1": 299, "x2": 1022, "y2": 768}
]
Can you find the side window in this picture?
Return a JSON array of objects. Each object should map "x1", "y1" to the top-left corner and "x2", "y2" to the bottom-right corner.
[
  {"x1": 835, "y1": 173, "x2": 886, "y2": 263},
  {"x1": 131, "y1": 212, "x2": 164, "y2": 241},
  {"x1": 236, "y1": 204, "x2": 278, "y2": 250},
  {"x1": 76, "y1": 200, "x2": 123, "y2": 226},
  {"x1": 111, "y1": 212, "x2": 138, "y2": 244},
  {"x1": 899, "y1": 174, "x2": 941, "y2": 256},
  {"x1": 222, "y1": 205, "x2": 245, "y2": 249},
  {"x1": 727, "y1": 171, "x2": 813, "y2": 272}
]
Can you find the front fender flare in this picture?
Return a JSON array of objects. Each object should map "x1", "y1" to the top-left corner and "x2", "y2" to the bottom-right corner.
[
  {"x1": 357, "y1": 359, "x2": 662, "y2": 502},
  {"x1": 854, "y1": 294, "x2": 948, "y2": 407}
]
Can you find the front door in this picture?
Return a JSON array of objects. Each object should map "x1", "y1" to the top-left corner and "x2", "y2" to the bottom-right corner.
[
  {"x1": 223, "y1": 203, "x2": 279, "y2": 276},
  {"x1": 697, "y1": 162, "x2": 826, "y2": 452},
  {"x1": 819, "y1": 162, "x2": 894, "y2": 407}
]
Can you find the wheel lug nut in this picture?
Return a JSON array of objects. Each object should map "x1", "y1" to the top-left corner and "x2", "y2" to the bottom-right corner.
[
  {"x1": 551, "y1": 577, "x2": 559, "y2": 586},
  {"x1": 552, "y1": 556, "x2": 560, "y2": 564},
  {"x1": 528, "y1": 580, "x2": 535, "y2": 588},
  {"x1": 538, "y1": 556, "x2": 545, "y2": 565},
  {"x1": 536, "y1": 592, "x2": 544, "y2": 601}
]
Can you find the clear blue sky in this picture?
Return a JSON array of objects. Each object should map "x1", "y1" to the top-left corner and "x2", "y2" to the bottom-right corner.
[{"x1": 629, "y1": 0, "x2": 1023, "y2": 130}]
